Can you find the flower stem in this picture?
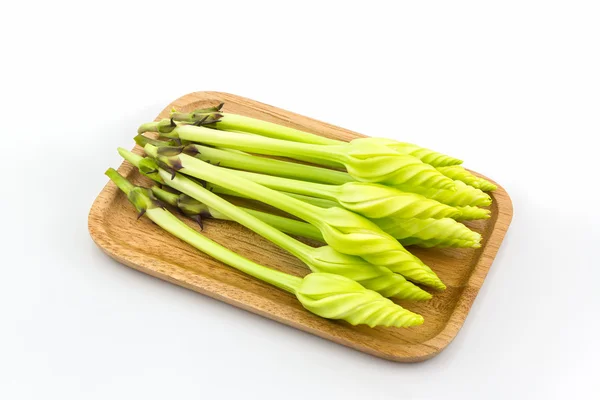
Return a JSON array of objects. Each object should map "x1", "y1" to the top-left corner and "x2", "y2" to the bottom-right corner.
[
  {"x1": 118, "y1": 147, "x2": 143, "y2": 166},
  {"x1": 240, "y1": 209, "x2": 324, "y2": 241},
  {"x1": 105, "y1": 168, "x2": 135, "y2": 194},
  {"x1": 222, "y1": 169, "x2": 339, "y2": 201},
  {"x1": 148, "y1": 208, "x2": 302, "y2": 292},
  {"x1": 144, "y1": 144, "x2": 326, "y2": 224},
  {"x1": 150, "y1": 182, "x2": 433, "y2": 300},
  {"x1": 214, "y1": 113, "x2": 341, "y2": 146},
  {"x1": 163, "y1": 124, "x2": 351, "y2": 164},
  {"x1": 153, "y1": 170, "x2": 314, "y2": 259},
  {"x1": 105, "y1": 168, "x2": 302, "y2": 294},
  {"x1": 187, "y1": 144, "x2": 351, "y2": 185}
]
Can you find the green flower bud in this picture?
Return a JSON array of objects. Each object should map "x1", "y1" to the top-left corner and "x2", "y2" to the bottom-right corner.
[
  {"x1": 352, "y1": 137, "x2": 463, "y2": 167},
  {"x1": 374, "y1": 217, "x2": 482, "y2": 248},
  {"x1": 334, "y1": 182, "x2": 459, "y2": 219},
  {"x1": 303, "y1": 207, "x2": 442, "y2": 288},
  {"x1": 305, "y1": 246, "x2": 431, "y2": 301},
  {"x1": 436, "y1": 166, "x2": 497, "y2": 191},
  {"x1": 397, "y1": 180, "x2": 492, "y2": 207},
  {"x1": 455, "y1": 206, "x2": 491, "y2": 221},
  {"x1": 361, "y1": 250, "x2": 444, "y2": 290},
  {"x1": 358, "y1": 273, "x2": 432, "y2": 301},
  {"x1": 296, "y1": 273, "x2": 424, "y2": 327},
  {"x1": 306, "y1": 210, "x2": 443, "y2": 289},
  {"x1": 344, "y1": 140, "x2": 456, "y2": 190}
]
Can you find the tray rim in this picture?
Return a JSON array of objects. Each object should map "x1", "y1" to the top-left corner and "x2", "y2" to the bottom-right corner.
[{"x1": 88, "y1": 91, "x2": 513, "y2": 362}]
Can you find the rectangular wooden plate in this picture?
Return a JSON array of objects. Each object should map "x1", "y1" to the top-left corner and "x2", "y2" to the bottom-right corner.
[{"x1": 88, "y1": 91, "x2": 513, "y2": 362}]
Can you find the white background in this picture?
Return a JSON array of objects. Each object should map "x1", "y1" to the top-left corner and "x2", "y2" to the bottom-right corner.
[{"x1": 1, "y1": 1, "x2": 599, "y2": 399}]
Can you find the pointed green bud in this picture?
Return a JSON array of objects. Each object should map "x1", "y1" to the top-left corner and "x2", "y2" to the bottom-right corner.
[
  {"x1": 436, "y1": 166, "x2": 497, "y2": 191},
  {"x1": 296, "y1": 273, "x2": 424, "y2": 327},
  {"x1": 352, "y1": 137, "x2": 463, "y2": 167},
  {"x1": 334, "y1": 182, "x2": 459, "y2": 219},
  {"x1": 361, "y1": 250, "x2": 445, "y2": 290},
  {"x1": 374, "y1": 217, "x2": 482, "y2": 248},
  {"x1": 455, "y1": 206, "x2": 491, "y2": 221},
  {"x1": 312, "y1": 207, "x2": 445, "y2": 289},
  {"x1": 305, "y1": 246, "x2": 431, "y2": 301},
  {"x1": 358, "y1": 273, "x2": 432, "y2": 301},
  {"x1": 314, "y1": 207, "x2": 404, "y2": 254},
  {"x1": 344, "y1": 140, "x2": 456, "y2": 190},
  {"x1": 397, "y1": 180, "x2": 492, "y2": 207}
]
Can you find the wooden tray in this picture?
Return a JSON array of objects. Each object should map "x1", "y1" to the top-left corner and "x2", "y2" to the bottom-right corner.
[{"x1": 88, "y1": 91, "x2": 513, "y2": 362}]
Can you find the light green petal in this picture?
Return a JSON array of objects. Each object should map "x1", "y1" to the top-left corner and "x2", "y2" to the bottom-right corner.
[{"x1": 297, "y1": 273, "x2": 424, "y2": 327}]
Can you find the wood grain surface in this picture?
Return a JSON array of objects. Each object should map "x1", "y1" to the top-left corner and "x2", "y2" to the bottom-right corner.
[{"x1": 88, "y1": 92, "x2": 513, "y2": 362}]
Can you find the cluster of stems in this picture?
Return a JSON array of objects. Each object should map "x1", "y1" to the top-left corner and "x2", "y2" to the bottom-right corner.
[
  {"x1": 105, "y1": 168, "x2": 423, "y2": 327},
  {"x1": 104, "y1": 102, "x2": 498, "y2": 328}
]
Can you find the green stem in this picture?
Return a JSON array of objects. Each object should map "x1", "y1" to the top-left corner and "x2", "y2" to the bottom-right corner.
[
  {"x1": 151, "y1": 186, "x2": 180, "y2": 206},
  {"x1": 151, "y1": 167, "x2": 314, "y2": 259},
  {"x1": 170, "y1": 110, "x2": 342, "y2": 146},
  {"x1": 153, "y1": 182, "x2": 322, "y2": 239},
  {"x1": 215, "y1": 113, "x2": 341, "y2": 146},
  {"x1": 277, "y1": 154, "x2": 343, "y2": 169},
  {"x1": 133, "y1": 134, "x2": 178, "y2": 148},
  {"x1": 154, "y1": 124, "x2": 350, "y2": 164},
  {"x1": 188, "y1": 144, "x2": 350, "y2": 184},
  {"x1": 205, "y1": 137, "x2": 342, "y2": 169},
  {"x1": 223, "y1": 169, "x2": 339, "y2": 201},
  {"x1": 145, "y1": 144, "x2": 326, "y2": 225},
  {"x1": 218, "y1": 134, "x2": 345, "y2": 169},
  {"x1": 105, "y1": 168, "x2": 135, "y2": 194},
  {"x1": 201, "y1": 184, "x2": 337, "y2": 209},
  {"x1": 118, "y1": 148, "x2": 143, "y2": 166},
  {"x1": 150, "y1": 207, "x2": 301, "y2": 293},
  {"x1": 137, "y1": 122, "x2": 158, "y2": 134},
  {"x1": 276, "y1": 192, "x2": 338, "y2": 209},
  {"x1": 105, "y1": 169, "x2": 301, "y2": 294},
  {"x1": 235, "y1": 208, "x2": 324, "y2": 242},
  {"x1": 281, "y1": 192, "x2": 339, "y2": 208}
]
